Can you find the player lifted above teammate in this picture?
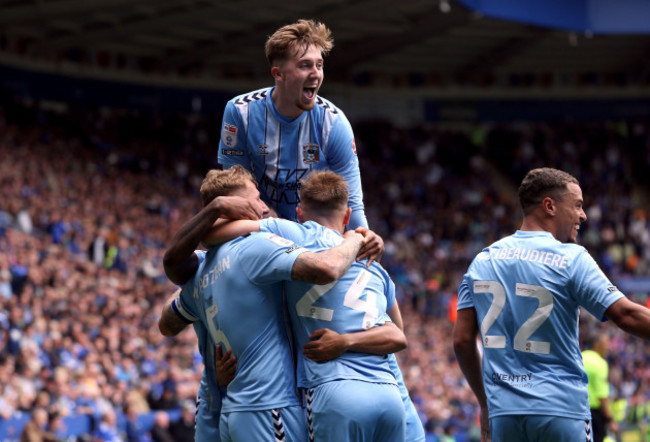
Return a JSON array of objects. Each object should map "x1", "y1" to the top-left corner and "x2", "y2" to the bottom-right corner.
[{"x1": 218, "y1": 19, "x2": 367, "y2": 229}]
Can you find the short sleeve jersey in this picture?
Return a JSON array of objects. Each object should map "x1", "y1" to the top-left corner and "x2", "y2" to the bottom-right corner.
[
  {"x1": 457, "y1": 230, "x2": 624, "y2": 420},
  {"x1": 259, "y1": 218, "x2": 396, "y2": 388},
  {"x1": 218, "y1": 87, "x2": 367, "y2": 228},
  {"x1": 172, "y1": 251, "x2": 223, "y2": 415},
  {"x1": 175, "y1": 233, "x2": 307, "y2": 412}
]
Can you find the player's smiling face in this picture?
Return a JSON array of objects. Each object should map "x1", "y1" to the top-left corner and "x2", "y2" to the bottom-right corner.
[
  {"x1": 272, "y1": 43, "x2": 323, "y2": 118},
  {"x1": 554, "y1": 182, "x2": 587, "y2": 243}
]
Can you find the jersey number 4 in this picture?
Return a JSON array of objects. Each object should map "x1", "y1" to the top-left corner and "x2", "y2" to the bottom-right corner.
[
  {"x1": 475, "y1": 281, "x2": 553, "y2": 354},
  {"x1": 296, "y1": 269, "x2": 379, "y2": 330}
]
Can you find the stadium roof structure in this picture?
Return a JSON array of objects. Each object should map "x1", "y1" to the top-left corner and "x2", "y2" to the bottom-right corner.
[{"x1": 1, "y1": 0, "x2": 650, "y2": 94}]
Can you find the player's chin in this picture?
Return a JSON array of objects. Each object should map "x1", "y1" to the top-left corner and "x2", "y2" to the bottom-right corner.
[{"x1": 298, "y1": 99, "x2": 316, "y2": 111}]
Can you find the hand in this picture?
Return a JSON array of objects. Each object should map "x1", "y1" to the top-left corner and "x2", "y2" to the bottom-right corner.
[
  {"x1": 216, "y1": 196, "x2": 263, "y2": 221},
  {"x1": 215, "y1": 344, "x2": 237, "y2": 387},
  {"x1": 342, "y1": 229, "x2": 364, "y2": 241},
  {"x1": 302, "y1": 329, "x2": 348, "y2": 362},
  {"x1": 354, "y1": 227, "x2": 384, "y2": 267},
  {"x1": 608, "y1": 419, "x2": 619, "y2": 434},
  {"x1": 479, "y1": 406, "x2": 491, "y2": 442}
]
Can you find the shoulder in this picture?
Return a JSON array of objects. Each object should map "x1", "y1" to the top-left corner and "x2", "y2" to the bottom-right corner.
[
  {"x1": 231, "y1": 87, "x2": 271, "y2": 106},
  {"x1": 314, "y1": 95, "x2": 343, "y2": 116},
  {"x1": 238, "y1": 231, "x2": 295, "y2": 250},
  {"x1": 368, "y1": 261, "x2": 393, "y2": 285},
  {"x1": 556, "y1": 243, "x2": 591, "y2": 267}
]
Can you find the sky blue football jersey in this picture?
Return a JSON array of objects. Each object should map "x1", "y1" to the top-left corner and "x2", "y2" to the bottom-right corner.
[
  {"x1": 457, "y1": 230, "x2": 624, "y2": 420},
  {"x1": 259, "y1": 218, "x2": 396, "y2": 387},
  {"x1": 176, "y1": 233, "x2": 307, "y2": 413},
  {"x1": 218, "y1": 87, "x2": 367, "y2": 228},
  {"x1": 173, "y1": 251, "x2": 222, "y2": 435}
]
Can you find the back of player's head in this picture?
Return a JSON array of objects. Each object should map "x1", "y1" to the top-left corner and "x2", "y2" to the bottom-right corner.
[
  {"x1": 200, "y1": 166, "x2": 256, "y2": 207},
  {"x1": 583, "y1": 328, "x2": 610, "y2": 353},
  {"x1": 300, "y1": 170, "x2": 348, "y2": 215},
  {"x1": 518, "y1": 167, "x2": 579, "y2": 215},
  {"x1": 265, "y1": 19, "x2": 333, "y2": 66}
]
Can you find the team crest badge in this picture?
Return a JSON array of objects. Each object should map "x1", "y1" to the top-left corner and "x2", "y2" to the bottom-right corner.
[
  {"x1": 303, "y1": 144, "x2": 320, "y2": 164},
  {"x1": 222, "y1": 123, "x2": 238, "y2": 148},
  {"x1": 257, "y1": 144, "x2": 269, "y2": 155}
]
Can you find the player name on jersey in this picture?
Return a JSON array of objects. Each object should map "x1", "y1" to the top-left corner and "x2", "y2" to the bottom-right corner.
[{"x1": 484, "y1": 248, "x2": 569, "y2": 269}]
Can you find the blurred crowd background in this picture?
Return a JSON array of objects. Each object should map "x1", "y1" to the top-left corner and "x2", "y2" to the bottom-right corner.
[{"x1": 1, "y1": 89, "x2": 649, "y2": 441}]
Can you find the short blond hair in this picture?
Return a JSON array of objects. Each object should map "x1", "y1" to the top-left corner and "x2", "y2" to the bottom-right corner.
[
  {"x1": 265, "y1": 19, "x2": 334, "y2": 66},
  {"x1": 200, "y1": 166, "x2": 256, "y2": 207},
  {"x1": 300, "y1": 170, "x2": 348, "y2": 214}
]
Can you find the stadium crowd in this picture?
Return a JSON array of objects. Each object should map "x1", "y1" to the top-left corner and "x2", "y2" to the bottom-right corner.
[{"x1": 1, "y1": 92, "x2": 649, "y2": 441}]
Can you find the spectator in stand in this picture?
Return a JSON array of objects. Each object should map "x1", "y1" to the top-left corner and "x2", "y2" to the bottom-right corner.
[
  {"x1": 20, "y1": 407, "x2": 57, "y2": 442},
  {"x1": 169, "y1": 401, "x2": 196, "y2": 442}
]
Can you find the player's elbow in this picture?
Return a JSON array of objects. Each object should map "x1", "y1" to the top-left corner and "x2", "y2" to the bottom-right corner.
[
  {"x1": 392, "y1": 334, "x2": 408, "y2": 353},
  {"x1": 162, "y1": 253, "x2": 181, "y2": 284},
  {"x1": 309, "y1": 262, "x2": 344, "y2": 285},
  {"x1": 158, "y1": 320, "x2": 175, "y2": 337}
]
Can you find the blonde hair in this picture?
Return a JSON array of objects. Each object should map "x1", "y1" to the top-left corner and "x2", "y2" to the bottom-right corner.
[
  {"x1": 300, "y1": 170, "x2": 348, "y2": 214},
  {"x1": 200, "y1": 166, "x2": 256, "y2": 206},
  {"x1": 265, "y1": 19, "x2": 334, "y2": 65}
]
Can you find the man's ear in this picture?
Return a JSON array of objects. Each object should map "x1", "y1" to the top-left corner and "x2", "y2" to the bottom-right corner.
[
  {"x1": 343, "y1": 207, "x2": 352, "y2": 226},
  {"x1": 296, "y1": 206, "x2": 305, "y2": 223},
  {"x1": 542, "y1": 196, "x2": 555, "y2": 216},
  {"x1": 271, "y1": 65, "x2": 282, "y2": 81}
]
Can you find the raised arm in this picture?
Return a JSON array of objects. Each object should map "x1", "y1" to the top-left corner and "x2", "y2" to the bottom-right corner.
[
  {"x1": 291, "y1": 230, "x2": 365, "y2": 285},
  {"x1": 203, "y1": 220, "x2": 262, "y2": 247},
  {"x1": 605, "y1": 296, "x2": 650, "y2": 340},
  {"x1": 163, "y1": 196, "x2": 262, "y2": 285}
]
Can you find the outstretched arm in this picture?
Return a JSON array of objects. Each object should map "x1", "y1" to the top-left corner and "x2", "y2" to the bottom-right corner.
[
  {"x1": 453, "y1": 307, "x2": 491, "y2": 442},
  {"x1": 291, "y1": 230, "x2": 365, "y2": 285},
  {"x1": 605, "y1": 296, "x2": 650, "y2": 340},
  {"x1": 163, "y1": 196, "x2": 262, "y2": 285},
  {"x1": 303, "y1": 322, "x2": 406, "y2": 363}
]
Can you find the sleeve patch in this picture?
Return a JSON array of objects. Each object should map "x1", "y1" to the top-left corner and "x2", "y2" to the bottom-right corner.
[
  {"x1": 221, "y1": 123, "x2": 238, "y2": 148},
  {"x1": 266, "y1": 233, "x2": 295, "y2": 248},
  {"x1": 285, "y1": 244, "x2": 302, "y2": 254}
]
